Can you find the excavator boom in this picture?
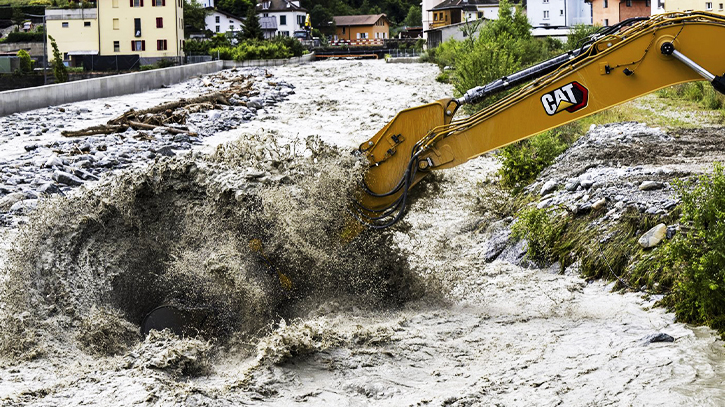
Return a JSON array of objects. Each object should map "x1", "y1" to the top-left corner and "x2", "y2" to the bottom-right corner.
[{"x1": 353, "y1": 12, "x2": 725, "y2": 228}]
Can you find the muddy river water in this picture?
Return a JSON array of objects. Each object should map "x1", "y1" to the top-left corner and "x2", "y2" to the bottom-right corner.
[{"x1": 0, "y1": 60, "x2": 724, "y2": 406}]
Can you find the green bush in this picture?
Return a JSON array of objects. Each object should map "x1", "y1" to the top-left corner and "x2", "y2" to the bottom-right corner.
[
  {"x1": 511, "y1": 206, "x2": 565, "y2": 264},
  {"x1": 656, "y1": 164, "x2": 725, "y2": 331},
  {"x1": 566, "y1": 24, "x2": 600, "y2": 51},
  {"x1": 496, "y1": 129, "x2": 569, "y2": 193},
  {"x1": 210, "y1": 39, "x2": 295, "y2": 61},
  {"x1": 658, "y1": 82, "x2": 725, "y2": 111},
  {"x1": 5, "y1": 31, "x2": 44, "y2": 43},
  {"x1": 269, "y1": 35, "x2": 304, "y2": 57},
  {"x1": 17, "y1": 49, "x2": 32, "y2": 73},
  {"x1": 209, "y1": 46, "x2": 235, "y2": 60}
]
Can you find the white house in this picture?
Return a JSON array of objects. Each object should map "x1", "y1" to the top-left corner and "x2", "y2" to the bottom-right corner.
[
  {"x1": 205, "y1": 8, "x2": 245, "y2": 34},
  {"x1": 527, "y1": 0, "x2": 592, "y2": 28},
  {"x1": 255, "y1": 0, "x2": 307, "y2": 37}
]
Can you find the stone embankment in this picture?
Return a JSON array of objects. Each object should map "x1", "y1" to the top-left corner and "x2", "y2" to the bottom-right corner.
[{"x1": 0, "y1": 67, "x2": 296, "y2": 226}]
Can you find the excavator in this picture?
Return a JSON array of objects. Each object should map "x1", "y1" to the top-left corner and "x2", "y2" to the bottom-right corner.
[{"x1": 141, "y1": 11, "x2": 725, "y2": 336}]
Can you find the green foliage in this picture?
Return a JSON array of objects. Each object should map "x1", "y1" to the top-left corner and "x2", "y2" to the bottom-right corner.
[
  {"x1": 216, "y1": 0, "x2": 253, "y2": 18},
  {"x1": 11, "y1": 5, "x2": 24, "y2": 28},
  {"x1": 184, "y1": 0, "x2": 211, "y2": 35},
  {"x1": 658, "y1": 82, "x2": 725, "y2": 111},
  {"x1": 48, "y1": 35, "x2": 68, "y2": 83},
  {"x1": 301, "y1": 0, "x2": 420, "y2": 26},
  {"x1": 403, "y1": 5, "x2": 421, "y2": 27},
  {"x1": 566, "y1": 24, "x2": 600, "y2": 51},
  {"x1": 497, "y1": 130, "x2": 569, "y2": 193},
  {"x1": 17, "y1": 49, "x2": 32, "y2": 73},
  {"x1": 310, "y1": 4, "x2": 335, "y2": 28},
  {"x1": 242, "y1": 7, "x2": 264, "y2": 41},
  {"x1": 652, "y1": 164, "x2": 725, "y2": 332},
  {"x1": 209, "y1": 36, "x2": 302, "y2": 61},
  {"x1": 4, "y1": 31, "x2": 44, "y2": 42},
  {"x1": 511, "y1": 206, "x2": 565, "y2": 264}
]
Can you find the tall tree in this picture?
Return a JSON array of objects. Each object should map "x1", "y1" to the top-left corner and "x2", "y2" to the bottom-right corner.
[
  {"x1": 12, "y1": 6, "x2": 25, "y2": 30},
  {"x1": 242, "y1": 7, "x2": 264, "y2": 40},
  {"x1": 184, "y1": 0, "x2": 211, "y2": 35},
  {"x1": 216, "y1": 0, "x2": 253, "y2": 18},
  {"x1": 403, "y1": 5, "x2": 421, "y2": 27},
  {"x1": 48, "y1": 35, "x2": 68, "y2": 83}
]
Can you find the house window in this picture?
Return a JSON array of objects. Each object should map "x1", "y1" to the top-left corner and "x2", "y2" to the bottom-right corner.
[
  {"x1": 132, "y1": 40, "x2": 145, "y2": 51},
  {"x1": 478, "y1": 11, "x2": 483, "y2": 18},
  {"x1": 604, "y1": 18, "x2": 609, "y2": 26},
  {"x1": 434, "y1": 13, "x2": 438, "y2": 21},
  {"x1": 156, "y1": 17, "x2": 163, "y2": 28},
  {"x1": 357, "y1": 32, "x2": 367, "y2": 39},
  {"x1": 113, "y1": 0, "x2": 118, "y2": 7},
  {"x1": 342, "y1": 26, "x2": 345, "y2": 34},
  {"x1": 62, "y1": 22, "x2": 69, "y2": 28},
  {"x1": 279, "y1": 31, "x2": 289, "y2": 36},
  {"x1": 215, "y1": 16, "x2": 220, "y2": 23},
  {"x1": 134, "y1": 18, "x2": 142, "y2": 37},
  {"x1": 84, "y1": 21, "x2": 91, "y2": 27},
  {"x1": 216, "y1": 25, "x2": 220, "y2": 32},
  {"x1": 626, "y1": 0, "x2": 632, "y2": 6},
  {"x1": 297, "y1": 15, "x2": 305, "y2": 25},
  {"x1": 604, "y1": 0, "x2": 608, "y2": 8},
  {"x1": 720, "y1": 3, "x2": 724, "y2": 10},
  {"x1": 157, "y1": 39, "x2": 167, "y2": 50},
  {"x1": 560, "y1": 9, "x2": 564, "y2": 15},
  {"x1": 132, "y1": 0, "x2": 143, "y2": 7},
  {"x1": 543, "y1": 10, "x2": 549, "y2": 19},
  {"x1": 230, "y1": 24, "x2": 235, "y2": 30},
  {"x1": 113, "y1": 18, "x2": 119, "y2": 29},
  {"x1": 543, "y1": 0, "x2": 549, "y2": 3},
  {"x1": 645, "y1": 0, "x2": 650, "y2": 6},
  {"x1": 280, "y1": 15, "x2": 286, "y2": 25},
  {"x1": 706, "y1": 1, "x2": 713, "y2": 9},
  {"x1": 114, "y1": 41, "x2": 120, "y2": 52},
  {"x1": 153, "y1": 0, "x2": 165, "y2": 5}
]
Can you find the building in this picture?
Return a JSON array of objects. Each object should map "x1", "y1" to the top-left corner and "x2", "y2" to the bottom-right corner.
[
  {"x1": 428, "y1": 0, "x2": 509, "y2": 30},
  {"x1": 46, "y1": 0, "x2": 185, "y2": 66},
  {"x1": 528, "y1": 0, "x2": 592, "y2": 27},
  {"x1": 332, "y1": 14, "x2": 390, "y2": 42},
  {"x1": 586, "y1": 0, "x2": 650, "y2": 26},
  {"x1": 259, "y1": 15, "x2": 278, "y2": 39},
  {"x1": 205, "y1": 8, "x2": 244, "y2": 34},
  {"x1": 424, "y1": 0, "x2": 519, "y2": 48},
  {"x1": 664, "y1": 0, "x2": 725, "y2": 14},
  {"x1": 255, "y1": 0, "x2": 307, "y2": 37}
]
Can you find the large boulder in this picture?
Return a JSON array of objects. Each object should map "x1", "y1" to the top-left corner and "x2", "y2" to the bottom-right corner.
[{"x1": 638, "y1": 223, "x2": 667, "y2": 248}]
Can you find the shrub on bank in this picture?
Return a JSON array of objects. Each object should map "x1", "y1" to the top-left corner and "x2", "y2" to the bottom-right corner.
[
  {"x1": 497, "y1": 129, "x2": 570, "y2": 193},
  {"x1": 209, "y1": 37, "x2": 304, "y2": 61}
]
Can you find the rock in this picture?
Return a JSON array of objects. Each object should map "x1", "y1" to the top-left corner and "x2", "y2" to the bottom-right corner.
[
  {"x1": 639, "y1": 181, "x2": 664, "y2": 191},
  {"x1": 9, "y1": 199, "x2": 37, "y2": 214},
  {"x1": 73, "y1": 169, "x2": 100, "y2": 181},
  {"x1": 0, "y1": 192, "x2": 26, "y2": 210},
  {"x1": 247, "y1": 97, "x2": 264, "y2": 109},
  {"x1": 580, "y1": 179, "x2": 595, "y2": 189},
  {"x1": 24, "y1": 144, "x2": 38, "y2": 152},
  {"x1": 53, "y1": 170, "x2": 84, "y2": 186},
  {"x1": 38, "y1": 183, "x2": 63, "y2": 195},
  {"x1": 575, "y1": 203, "x2": 592, "y2": 215},
  {"x1": 565, "y1": 179, "x2": 579, "y2": 191},
  {"x1": 483, "y1": 227, "x2": 512, "y2": 262},
  {"x1": 44, "y1": 156, "x2": 64, "y2": 168},
  {"x1": 173, "y1": 134, "x2": 191, "y2": 143},
  {"x1": 540, "y1": 180, "x2": 557, "y2": 196},
  {"x1": 638, "y1": 223, "x2": 667, "y2": 248},
  {"x1": 592, "y1": 197, "x2": 607, "y2": 211},
  {"x1": 155, "y1": 146, "x2": 176, "y2": 157},
  {"x1": 666, "y1": 225, "x2": 678, "y2": 239},
  {"x1": 642, "y1": 333, "x2": 675, "y2": 344}
]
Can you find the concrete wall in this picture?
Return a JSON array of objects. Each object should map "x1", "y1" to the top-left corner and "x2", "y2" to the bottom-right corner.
[
  {"x1": 0, "y1": 52, "x2": 315, "y2": 117},
  {"x1": 0, "y1": 60, "x2": 222, "y2": 117},
  {"x1": 0, "y1": 42, "x2": 45, "y2": 57}
]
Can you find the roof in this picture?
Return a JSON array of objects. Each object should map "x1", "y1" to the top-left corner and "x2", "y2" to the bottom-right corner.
[
  {"x1": 205, "y1": 7, "x2": 245, "y2": 22},
  {"x1": 259, "y1": 16, "x2": 277, "y2": 30},
  {"x1": 332, "y1": 14, "x2": 388, "y2": 26},
  {"x1": 430, "y1": 0, "x2": 518, "y2": 11},
  {"x1": 256, "y1": 0, "x2": 307, "y2": 13}
]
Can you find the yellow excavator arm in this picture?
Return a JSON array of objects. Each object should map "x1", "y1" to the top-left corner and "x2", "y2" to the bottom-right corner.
[{"x1": 352, "y1": 12, "x2": 725, "y2": 228}]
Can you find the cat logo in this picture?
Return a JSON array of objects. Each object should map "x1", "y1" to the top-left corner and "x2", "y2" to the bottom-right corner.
[{"x1": 540, "y1": 81, "x2": 589, "y2": 116}]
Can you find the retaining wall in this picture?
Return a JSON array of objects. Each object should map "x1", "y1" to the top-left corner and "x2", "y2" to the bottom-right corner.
[
  {"x1": 0, "y1": 52, "x2": 315, "y2": 117},
  {"x1": 0, "y1": 60, "x2": 223, "y2": 117}
]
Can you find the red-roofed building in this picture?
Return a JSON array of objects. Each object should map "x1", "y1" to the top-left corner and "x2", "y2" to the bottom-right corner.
[{"x1": 333, "y1": 14, "x2": 390, "y2": 43}]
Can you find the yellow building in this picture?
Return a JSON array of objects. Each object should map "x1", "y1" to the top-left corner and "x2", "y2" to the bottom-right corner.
[
  {"x1": 665, "y1": 0, "x2": 725, "y2": 14},
  {"x1": 46, "y1": 0, "x2": 184, "y2": 66},
  {"x1": 46, "y1": 8, "x2": 100, "y2": 62}
]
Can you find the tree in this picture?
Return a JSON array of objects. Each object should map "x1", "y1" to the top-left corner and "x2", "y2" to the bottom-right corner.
[
  {"x1": 183, "y1": 0, "x2": 211, "y2": 36},
  {"x1": 17, "y1": 50, "x2": 32, "y2": 74},
  {"x1": 403, "y1": 5, "x2": 421, "y2": 27},
  {"x1": 48, "y1": 35, "x2": 68, "y2": 83},
  {"x1": 242, "y1": 7, "x2": 263, "y2": 40},
  {"x1": 310, "y1": 4, "x2": 334, "y2": 28},
  {"x1": 12, "y1": 6, "x2": 25, "y2": 31},
  {"x1": 216, "y1": 0, "x2": 253, "y2": 18}
]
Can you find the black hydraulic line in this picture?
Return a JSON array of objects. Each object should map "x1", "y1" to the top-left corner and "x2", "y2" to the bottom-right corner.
[{"x1": 457, "y1": 16, "x2": 654, "y2": 106}]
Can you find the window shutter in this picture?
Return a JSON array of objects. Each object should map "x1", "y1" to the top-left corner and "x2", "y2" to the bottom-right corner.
[
  {"x1": 131, "y1": 41, "x2": 134, "y2": 51},
  {"x1": 152, "y1": 0, "x2": 154, "y2": 6},
  {"x1": 140, "y1": 0, "x2": 144, "y2": 6},
  {"x1": 130, "y1": 0, "x2": 133, "y2": 6},
  {"x1": 142, "y1": 40, "x2": 146, "y2": 51},
  {"x1": 162, "y1": 0, "x2": 165, "y2": 6},
  {"x1": 164, "y1": 40, "x2": 167, "y2": 50}
]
